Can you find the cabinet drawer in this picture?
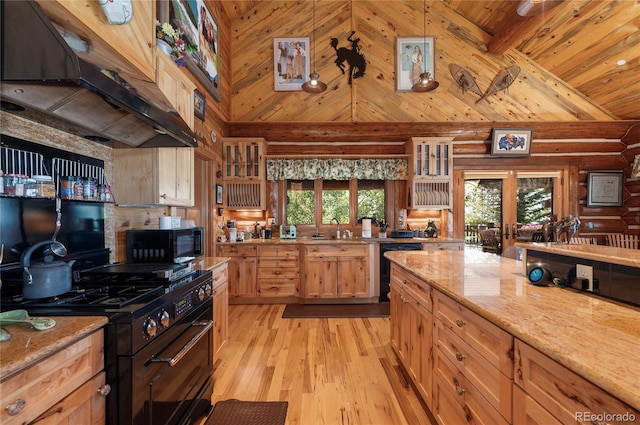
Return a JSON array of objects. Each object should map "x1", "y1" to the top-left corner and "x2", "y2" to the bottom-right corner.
[
  {"x1": 434, "y1": 290, "x2": 513, "y2": 377},
  {"x1": 0, "y1": 330, "x2": 104, "y2": 425},
  {"x1": 513, "y1": 385, "x2": 563, "y2": 425},
  {"x1": 305, "y1": 244, "x2": 368, "y2": 257},
  {"x1": 258, "y1": 267, "x2": 300, "y2": 279},
  {"x1": 258, "y1": 245, "x2": 299, "y2": 258},
  {"x1": 218, "y1": 245, "x2": 257, "y2": 257},
  {"x1": 391, "y1": 265, "x2": 431, "y2": 312},
  {"x1": 211, "y1": 266, "x2": 229, "y2": 290},
  {"x1": 514, "y1": 339, "x2": 640, "y2": 425},
  {"x1": 258, "y1": 258, "x2": 299, "y2": 269},
  {"x1": 434, "y1": 318, "x2": 512, "y2": 421},
  {"x1": 258, "y1": 281, "x2": 298, "y2": 297},
  {"x1": 433, "y1": 352, "x2": 510, "y2": 425}
]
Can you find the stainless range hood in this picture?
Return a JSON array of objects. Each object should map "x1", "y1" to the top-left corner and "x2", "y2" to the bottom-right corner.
[{"x1": 0, "y1": 1, "x2": 197, "y2": 148}]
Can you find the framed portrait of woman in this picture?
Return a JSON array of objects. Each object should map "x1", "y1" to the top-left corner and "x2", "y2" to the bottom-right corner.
[
  {"x1": 273, "y1": 37, "x2": 310, "y2": 91},
  {"x1": 396, "y1": 36, "x2": 435, "y2": 91}
]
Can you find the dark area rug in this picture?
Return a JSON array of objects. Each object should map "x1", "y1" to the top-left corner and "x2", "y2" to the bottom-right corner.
[
  {"x1": 204, "y1": 399, "x2": 288, "y2": 425},
  {"x1": 282, "y1": 302, "x2": 390, "y2": 318}
]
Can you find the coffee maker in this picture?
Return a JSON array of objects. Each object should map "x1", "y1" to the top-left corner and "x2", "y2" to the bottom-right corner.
[{"x1": 280, "y1": 225, "x2": 297, "y2": 239}]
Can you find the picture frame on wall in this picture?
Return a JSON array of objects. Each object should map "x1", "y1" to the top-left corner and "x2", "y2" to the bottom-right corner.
[
  {"x1": 490, "y1": 128, "x2": 533, "y2": 157},
  {"x1": 194, "y1": 89, "x2": 205, "y2": 120},
  {"x1": 216, "y1": 184, "x2": 223, "y2": 205},
  {"x1": 273, "y1": 37, "x2": 311, "y2": 91},
  {"x1": 396, "y1": 36, "x2": 435, "y2": 91},
  {"x1": 163, "y1": 0, "x2": 220, "y2": 102},
  {"x1": 587, "y1": 171, "x2": 624, "y2": 207}
]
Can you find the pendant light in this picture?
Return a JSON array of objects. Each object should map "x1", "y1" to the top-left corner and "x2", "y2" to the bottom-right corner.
[
  {"x1": 412, "y1": 0, "x2": 439, "y2": 92},
  {"x1": 301, "y1": 0, "x2": 327, "y2": 93}
]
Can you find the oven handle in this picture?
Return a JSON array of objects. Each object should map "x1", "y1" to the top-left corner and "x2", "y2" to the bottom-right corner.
[{"x1": 151, "y1": 320, "x2": 213, "y2": 367}]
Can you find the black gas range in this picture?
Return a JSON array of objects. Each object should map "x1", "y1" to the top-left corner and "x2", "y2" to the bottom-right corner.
[{"x1": 1, "y1": 261, "x2": 215, "y2": 425}]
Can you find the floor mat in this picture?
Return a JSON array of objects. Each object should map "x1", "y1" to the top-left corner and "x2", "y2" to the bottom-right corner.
[
  {"x1": 204, "y1": 400, "x2": 288, "y2": 425},
  {"x1": 282, "y1": 302, "x2": 390, "y2": 318}
]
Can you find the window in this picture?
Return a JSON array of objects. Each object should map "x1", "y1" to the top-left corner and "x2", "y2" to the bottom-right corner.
[
  {"x1": 322, "y1": 180, "x2": 350, "y2": 224},
  {"x1": 286, "y1": 180, "x2": 315, "y2": 225},
  {"x1": 284, "y1": 179, "x2": 386, "y2": 226},
  {"x1": 357, "y1": 180, "x2": 385, "y2": 222}
]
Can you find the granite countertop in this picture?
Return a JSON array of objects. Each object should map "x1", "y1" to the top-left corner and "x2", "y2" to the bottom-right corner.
[
  {"x1": 218, "y1": 237, "x2": 464, "y2": 245},
  {"x1": 0, "y1": 315, "x2": 108, "y2": 380},
  {"x1": 385, "y1": 249, "x2": 640, "y2": 411},
  {"x1": 194, "y1": 256, "x2": 230, "y2": 270},
  {"x1": 516, "y1": 241, "x2": 640, "y2": 268}
]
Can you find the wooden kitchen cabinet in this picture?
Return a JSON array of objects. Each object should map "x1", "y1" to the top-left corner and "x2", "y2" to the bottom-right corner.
[
  {"x1": 0, "y1": 329, "x2": 106, "y2": 425},
  {"x1": 513, "y1": 339, "x2": 640, "y2": 425},
  {"x1": 212, "y1": 265, "x2": 229, "y2": 357},
  {"x1": 113, "y1": 147, "x2": 194, "y2": 206},
  {"x1": 389, "y1": 265, "x2": 433, "y2": 406},
  {"x1": 216, "y1": 245, "x2": 257, "y2": 301},
  {"x1": 222, "y1": 138, "x2": 266, "y2": 210},
  {"x1": 406, "y1": 137, "x2": 453, "y2": 210},
  {"x1": 303, "y1": 244, "x2": 370, "y2": 299},
  {"x1": 257, "y1": 245, "x2": 300, "y2": 298},
  {"x1": 156, "y1": 51, "x2": 196, "y2": 130}
]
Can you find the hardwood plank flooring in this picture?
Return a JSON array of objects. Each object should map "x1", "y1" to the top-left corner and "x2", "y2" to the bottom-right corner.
[{"x1": 212, "y1": 304, "x2": 436, "y2": 425}]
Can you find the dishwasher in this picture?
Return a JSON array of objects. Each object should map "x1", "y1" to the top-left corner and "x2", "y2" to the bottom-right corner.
[{"x1": 379, "y1": 242, "x2": 422, "y2": 301}]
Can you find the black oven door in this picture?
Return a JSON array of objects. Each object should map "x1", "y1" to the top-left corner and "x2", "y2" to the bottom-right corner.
[{"x1": 121, "y1": 305, "x2": 213, "y2": 425}]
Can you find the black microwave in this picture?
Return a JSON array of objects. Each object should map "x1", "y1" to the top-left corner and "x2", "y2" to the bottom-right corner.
[{"x1": 125, "y1": 227, "x2": 204, "y2": 264}]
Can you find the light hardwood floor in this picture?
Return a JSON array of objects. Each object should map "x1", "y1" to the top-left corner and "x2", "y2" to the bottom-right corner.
[{"x1": 212, "y1": 304, "x2": 436, "y2": 425}]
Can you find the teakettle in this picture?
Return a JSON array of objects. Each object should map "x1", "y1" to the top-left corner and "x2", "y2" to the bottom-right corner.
[{"x1": 21, "y1": 240, "x2": 75, "y2": 299}]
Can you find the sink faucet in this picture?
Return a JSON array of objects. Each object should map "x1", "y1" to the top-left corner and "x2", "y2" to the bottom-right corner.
[{"x1": 331, "y1": 218, "x2": 340, "y2": 238}]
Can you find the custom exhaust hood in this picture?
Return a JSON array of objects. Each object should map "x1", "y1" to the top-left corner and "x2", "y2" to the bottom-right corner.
[{"x1": 0, "y1": 1, "x2": 197, "y2": 148}]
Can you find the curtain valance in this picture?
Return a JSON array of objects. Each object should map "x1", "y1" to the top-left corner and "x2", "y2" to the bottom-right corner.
[{"x1": 266, "y1": 158, "x2": 408, "y2": 180}]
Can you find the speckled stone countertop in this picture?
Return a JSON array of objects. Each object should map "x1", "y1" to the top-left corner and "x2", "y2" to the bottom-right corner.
[
  {"x1": 218, "y1": 236, "x2": 464, "y2": 245},
  {"x1": 385, "y1": 249, "x2": 640, "y2": 410},
  {"x1": 0, "y1": 315, "x2": 108, "y2": 380},
  {"x1": 194, "y1": 256, "x2": 230, "y2": 270},
  {"x1": 516, "y1": 242, "x2": 640, "y2": 268}
]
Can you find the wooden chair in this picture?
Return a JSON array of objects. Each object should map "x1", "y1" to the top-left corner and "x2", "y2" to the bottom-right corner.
[
  {"x1": 606, "y1": 234, "x2": 639, "y2": 249},
  {"x1": 479, "y1": 229, "x2": 501, "y2": 254},
  {"x1": 569, "y1": 237, "x2": 596, "y2": 245}
]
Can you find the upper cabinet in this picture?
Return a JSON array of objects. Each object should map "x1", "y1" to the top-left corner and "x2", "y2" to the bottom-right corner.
[
  {"x1": 156, "y1": 51, "x2": 196, "y2": 130},
  {"x1": 222, "y1": 138, "x2": 266, "y2": 210},
  {"x1": 36, "y1": 0, "x2": 155, "y2": 82},
  {"x1": 406, "y1": 137, "x2": 453, "y2": 210},
  {"x1": 113, "y1": 148, "x2": 194, "y2": 206}
]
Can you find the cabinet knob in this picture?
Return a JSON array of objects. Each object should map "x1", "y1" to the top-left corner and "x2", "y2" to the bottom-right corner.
[
  {"x1": 453, "y1": 378, "x2": 466, "y2": 396},
  {"x1": 160, "y1": 193, "x2": 167, "y2": 199},
  {"x1": 5, "y1": 398, "x2": 26, "y2": 416},
  {"x1": 455, "y1": 318, "x2": 465, "y2": 328},
  {"x1": 455, "y1": 352, "x2": 465, "y2": 362},
  {"x1": 98, "y1": 384, "x2": 112, "y2": 396}
]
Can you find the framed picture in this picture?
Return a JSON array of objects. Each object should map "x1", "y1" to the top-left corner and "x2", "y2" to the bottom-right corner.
[
  {"x1": 396, "y1": 36, "x2": 435, "y2": 91},
  {"x1": 273, "y1": 37, "x2": 310, "y2": 91},
  {"x1": 163, "y1": 0, "x2": 220, "y2": 101},
  {"x1": 631, "y1": 154, "x2": 640, "y2": 179},
  {"x1": 587, "y1": 171, "x2": 624, "y2": 207},
  {"x1": 490, "y1": 128, "x2": 533, "y2": 157},
  {"x1": 194, "y1": 89, "x2": 205, "y2": 120},
  {"x1": 216, "y1": 184, "x2": 223, "y2": 205}
]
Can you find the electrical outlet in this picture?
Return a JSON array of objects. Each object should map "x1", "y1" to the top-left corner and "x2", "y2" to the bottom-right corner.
[{"x1": 576, "y1": 264, "x2": 593, "y2": 291}]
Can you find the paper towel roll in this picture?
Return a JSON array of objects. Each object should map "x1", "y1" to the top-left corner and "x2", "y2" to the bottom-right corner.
[
  {"x1": 362, "y1": 219, "x2": 372, "y2": 238},
  {"x1": 159, "y1": 216, "x2": 172, "y2": 229}
]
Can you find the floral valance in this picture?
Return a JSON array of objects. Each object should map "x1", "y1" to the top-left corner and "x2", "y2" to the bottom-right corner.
[{"x1": 266, "y1": 158, "x2": 408, "y2": 181}]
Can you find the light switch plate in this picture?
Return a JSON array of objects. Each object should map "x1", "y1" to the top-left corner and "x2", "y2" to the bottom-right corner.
[{"x1": 576, "y1": 264, "x2": 593, "y2": 291}]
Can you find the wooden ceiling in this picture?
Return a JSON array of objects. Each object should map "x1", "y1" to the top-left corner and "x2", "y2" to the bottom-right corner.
[{"x1": 220, "y1": 0, "x2": 639, "y2": 122}]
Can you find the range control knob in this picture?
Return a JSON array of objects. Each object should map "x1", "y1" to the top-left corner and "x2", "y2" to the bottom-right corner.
[
  {"x1": 144, "y1": 318, "x2": 157, "y2": 337},
  {"x1": 197, "y1": 286, "x2": 206, "y2": 301},
  {"x1": 204, "y1": 283, "x2": 212, "y2": 297},
  {"x1": 158, "y1": 309, "x2": 170, "y2": 327}
]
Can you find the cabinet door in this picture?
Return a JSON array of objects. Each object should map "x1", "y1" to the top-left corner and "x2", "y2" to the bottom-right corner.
[
  {"x1": 389, "y1": 282, "x2": 403, "y2": 356},
  {"x1": 213, "y1": 281, "x2": 228, "y2": 357},
  {"x1": 304, "y1": 257, "x2": 338, "y2": 298},
  {"x1": 157, "y1": 148, "x2": 194, "y2": 206},
  {"x1": 513, "y1": 385, "x2": 562, "y2": 425},
  {"x1": 337, "y1": 256, "x2": 368, "y2": 298},
  {"x1": 156, "y1": 51, "x2": 195, "y2": 130},
  {"x1": 226, "y1": 256, "x2": 257, "y2": 298}
]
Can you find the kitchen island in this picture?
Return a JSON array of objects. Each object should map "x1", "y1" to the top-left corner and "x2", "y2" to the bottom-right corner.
[{"x1": 386, "y1": 249, "x2": 639, "y2": 424}]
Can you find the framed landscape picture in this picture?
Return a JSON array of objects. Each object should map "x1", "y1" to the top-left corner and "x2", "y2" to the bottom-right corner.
[
  {"x1": 396, "y1": 36, "x2": 435, "y2": 91},
  {"x1": 490, "y1": 128, "x2": 533, "y2": 157},
  {"x1": 273, "y1": 37, "x2": 310, "y2": 91}
]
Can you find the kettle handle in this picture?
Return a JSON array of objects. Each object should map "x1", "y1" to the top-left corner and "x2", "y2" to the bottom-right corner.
[
  {"x1": 20, "y1": 240, "x2": 55, "y2": 269},
  {"x1": 23, "y1": 267, "x2": 33, "y2": 285}
]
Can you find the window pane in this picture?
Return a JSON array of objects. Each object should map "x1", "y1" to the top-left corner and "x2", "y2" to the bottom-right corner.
[
  {"x1": 357, "y1": 180, "x2": 385, "y2": 223},
  {"x1": 322, "y1": 180, "x2": 349, "y2": 224},
  {"x1": 287, "y1": 180, "x2": 315, "y2": 225}
]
